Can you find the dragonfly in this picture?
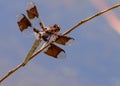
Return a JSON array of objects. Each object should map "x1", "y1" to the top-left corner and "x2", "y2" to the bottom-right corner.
[{"x1": 16, "y1": 2, "x2": 75, "y2": 65}]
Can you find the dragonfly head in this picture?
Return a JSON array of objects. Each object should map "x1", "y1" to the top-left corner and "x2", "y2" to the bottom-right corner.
[{"x1": 53, "y1": 24, "x2": 60, "y2": 32}]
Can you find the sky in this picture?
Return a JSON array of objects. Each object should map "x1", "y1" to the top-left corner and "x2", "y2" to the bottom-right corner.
[{"x1": 0, "y1": 0, "x2": 120, "y2": 86}]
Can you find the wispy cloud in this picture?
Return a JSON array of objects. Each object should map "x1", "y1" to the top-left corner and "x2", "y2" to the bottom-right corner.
[{"x1": 90, "y1": 0, "x2": 120, "y2": 34}]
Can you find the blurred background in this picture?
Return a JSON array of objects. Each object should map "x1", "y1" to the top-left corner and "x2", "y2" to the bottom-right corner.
[{"x1": 0, "y1": 0, "x2": 120, "y2": 86}]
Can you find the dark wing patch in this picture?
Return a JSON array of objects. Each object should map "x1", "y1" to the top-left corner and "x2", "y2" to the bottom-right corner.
[
  {"x1": 55, "y1": 35, "x2": 75, "y2": 46},
  {"x1": 17, "y1": 14, "x2": 32, "y2": 32},
  {"x1": 44, "y1": 44, "x2": 66, "y2": 59},
  {"x1": 26, "y1": 2, "x2": 39, "y2": 19}
]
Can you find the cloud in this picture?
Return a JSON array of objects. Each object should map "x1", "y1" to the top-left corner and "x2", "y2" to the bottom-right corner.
[{"x1": 90, "y1": 0, "x2": 120, "y2": 34}]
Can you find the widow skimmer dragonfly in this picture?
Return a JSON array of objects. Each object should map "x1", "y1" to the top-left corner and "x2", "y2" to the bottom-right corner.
[{"x1": 16, "y1": 2, "x2": 75, "y2": 65}]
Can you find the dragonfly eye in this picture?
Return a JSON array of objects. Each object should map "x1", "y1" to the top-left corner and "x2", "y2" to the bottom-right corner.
[{"x1": 53, "y1": 24, "x2": 60, "y2": 32}]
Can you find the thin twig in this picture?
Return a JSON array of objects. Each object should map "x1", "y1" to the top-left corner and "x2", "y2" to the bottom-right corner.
[
  {"x1": 63, "y1": 4, "x2": 120, "y2": 35},
  {"x1": 0, "y1": 63, "x2": 24, "y2": 83},
  {"x1": 0, "y1": 3, "x2": 120, "y2": 84}
]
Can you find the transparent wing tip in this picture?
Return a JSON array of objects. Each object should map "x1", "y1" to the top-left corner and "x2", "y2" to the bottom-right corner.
[
  {"x1": 57, "y1": 51, "x2": 67, "y2": 59},
  {"x1": 16, "y1": 14, "x2": 24, "y2": 22},
  {"x1": 27, "y1": 1, "x2": 35, "y2": 10},
  {"x1": 66, "y1": 38, "x2": 76, "y2": 46}
]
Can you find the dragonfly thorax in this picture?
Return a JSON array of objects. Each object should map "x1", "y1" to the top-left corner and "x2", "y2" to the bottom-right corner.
[
  {"x1": 39, "y1": 31, "x2": 51, "y2": 41},
  {"x1": 33, "y1": 24, "x2": 61, "y2": 42},
  {"x1": 44, "y1": 24, "x2": 61, "y2": 33},
  {"x1": 40, "y1": 24, "x2": 61, "y2": 41},
  {"x1": 33, "y1": 28, "x2": 52, "y2": 41}
]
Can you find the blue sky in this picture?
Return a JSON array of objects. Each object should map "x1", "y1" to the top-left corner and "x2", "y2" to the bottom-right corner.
[{"x1": 0, "y1": 0, "x2": 120, "y2": 86}]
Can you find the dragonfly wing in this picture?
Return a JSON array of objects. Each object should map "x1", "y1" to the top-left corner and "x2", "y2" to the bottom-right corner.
[
  {"x1": 55, "y1": 35, "x2": 75, "y2": 46},
  {"x1": 44, "y1": 44, "x2": 66, "y2": 59},
  {"x1": 23, "y1": 39, "x2": 41, "y2": 65},
  {"x1": 26, "y1": 2, "x2": 39, "y2": 19},
  {"x1": 16, "y1": 14, "x2": 32, "y2": 32},
  {"x1": 26, "y1": 2, "x2": 44, "y2": 29}
]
